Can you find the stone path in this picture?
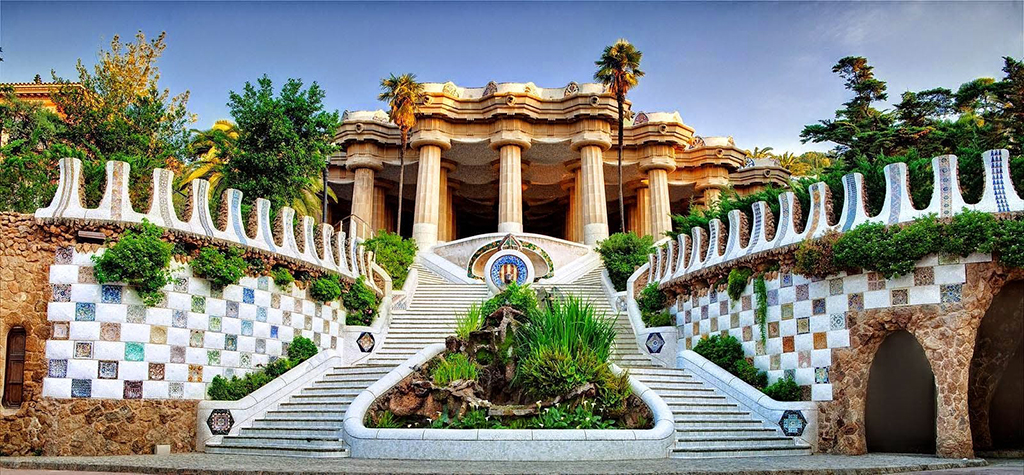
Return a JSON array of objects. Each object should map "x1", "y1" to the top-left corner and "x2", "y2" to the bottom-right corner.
[{"x1": 0, "y1": 453, "x2": 999, "y2": 474}]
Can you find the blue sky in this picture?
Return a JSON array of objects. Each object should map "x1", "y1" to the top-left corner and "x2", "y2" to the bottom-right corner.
[{"x1": 1, "y1": 1, "x2": 1021, "y2": 154}]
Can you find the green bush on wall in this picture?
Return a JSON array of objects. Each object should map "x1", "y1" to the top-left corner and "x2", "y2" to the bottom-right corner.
[
  {"x1": 362, "y1": 231, "x2": 418, "y2": 288},
  {"x1": 208, "y1": 336, "x2": 318, "y2": 401},
  {"x1": 480, "y1": 282, "x2": 538, "y2": 317},
  {"x1": 763, "y1": 376, "x2": 801, "y2": 401},
  {"x1": 343, "y1": 276, "x2": 380, "y2": 326},
  {"x1": 191, "y1": 247, "x2": 247, "y2": 288},
  {"x1": 92, "y1": 220, "x2": 173, "y2": 306},
  {"x1": 309, "y1": 275, "x2": 342, "y2": 302},
  {"x1": 270, "y1": 266, "x2": 294, "y2": 287},
  {"x1": 637, "y1": 283, "x2": 672, "y2": 327},
  {"x1": 597, "y1": 232, "x2": 654, "y2": 291}
]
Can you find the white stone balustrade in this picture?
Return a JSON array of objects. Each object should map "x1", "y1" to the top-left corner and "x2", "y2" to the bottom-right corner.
[{"x1": 651, "y1": 150, "x2": 1024, "y2": 283}]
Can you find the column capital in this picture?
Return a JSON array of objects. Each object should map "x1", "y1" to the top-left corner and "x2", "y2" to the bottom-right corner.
[
  {"x1": 570, "y1": 131, "x2": 612, "y2": 152},
  {"x1": 346, "y1": 155, "x2": 385, "y2": 172},
  {"x1": 441, "y1": 158, "x2": 458, "y2": 173},
  {"x1": 638, "y1": 144, "x2": 677, "y2": 173},
  {"x1": 489, "y1": 132, "x2": 532, "y2": 151},
  {"x1": 410, "y1": 131, "x2": 452, "y2": 151}
]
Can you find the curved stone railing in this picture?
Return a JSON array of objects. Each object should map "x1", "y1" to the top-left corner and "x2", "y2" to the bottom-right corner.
[
  {"x1": 36, "y1": 158, "x2": 381, "y2": 282},
  {"x1": 649, "y1": 149, "x2": 1024, "y2": 285}
]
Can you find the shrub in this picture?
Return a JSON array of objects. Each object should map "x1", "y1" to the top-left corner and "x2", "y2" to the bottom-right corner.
[
  {"x1": 732, "y1": 359, "x2": 768, "y2": 389},
  {"x1": 191, "y1": 247, "x2": 247, "y2": 288},
  {"x1": 793, "y1": 231, "x2": 840, "y2": 278},
  {"x1": 514, "y1": 348, "x2": 603, "y2": 399},
  {"x1": 726, "y1": 267, "x2": 752, "y2": 302},
  {"x1": 92, "y1": 220, "x2": 172, "y2": 306},
  {"x1": 432, "y1": 353, "x2": 478, "y2": 386},
  {"x1": 942, "y1": 209, "x2": 996, "y2": 257},
  {"x1": 597, "y1": 369, "x2": 633, "y2": 413},
  {"x1": 270, "y1": 266, "x2": 295, "y2": 287},
  {"x1": 455, "y1": 303, "x2": 485, "y2": 340},
  {"x1": 833, "y1": 217, "x2": 943, "y2": 278},
  {"x1": 754, "y1": 276, "x2": 768, "y2": 345},
  {"x1": 287, "y1": 336, "x2": 318, "y2": 363},
  {"x1": 362, "y1": 231, "x2": 418, "y2": 288},
  {"x1": 993, "y1": 218, "x2": 1024, "y2": 269},
  {"x1": 481, "y1": 282, "x2": 538, "y2": 317},
  {"x1": 833, "y1": 222, "x2": 890, "y2": 272},
  {"x1": 370, "y1": 410, "x2": 401, "y2": 428},
  {"x1": 763, "y1": 376, "x2": 802, "y2": 401},
  {"x1": 343, "y1": 276, "x2": 380, "y2": 326},
  {"x1": 637, "y1": 283, "x2": 670, "y2": 327},
  {"x1": 643, "y1": 311, "x2": 673, "y2": 327},
  {"x1": 597, "y1": 232, "x2": 654, "y2": 291},
  {"x1": 692, "y1": 335, "x2": 744, "y2": 371},
  {"x1": 309, "y1": 275, "x2": 342, "y2": 302}
]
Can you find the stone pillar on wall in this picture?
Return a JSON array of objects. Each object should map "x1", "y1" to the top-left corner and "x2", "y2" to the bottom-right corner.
[
  {"x1": 641, "y1": 144, "x2": 677, "y2": 239},
  {"x1": 372, "y1": 185, "x2": 388, "y2": 234},
  {"x1": 348, "y1": 165, "x2": 379, "y2": 239},
  {"x1": 564, "y1": 160, "x2": 584, "y2": 243},
  {"x1": 634, "y1": 183, "x2": 651, "y2": 237},
  {"x1": 438, "y1": 160, "x2": 457, "y2": 242},
  {"x1": 562, "y1": 177, "x2": 578, "y2": 242},
  {"x1": 491, "y1": 120, "x2": 531, "y2": 235},
  {"x1": 446, "y1": 182, "x2": 458, "y2": 241},
  {"x1": 410, "y1": 126, "x2": 451, "y2": 249}
]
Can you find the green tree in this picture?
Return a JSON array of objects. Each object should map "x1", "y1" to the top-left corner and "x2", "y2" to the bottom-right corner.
[
  {"x1": 595, "y1": 39, "x2": 644, "y2": 234},
  {"x1": 222, "y1": 76, "x2": 340, "y2": 221},
  {"x1": 0, "y1": 87, "x2": 69, "y2": 212},
  {"x1": 378, "y1": 73, "x2": 424, "y2": 235}
]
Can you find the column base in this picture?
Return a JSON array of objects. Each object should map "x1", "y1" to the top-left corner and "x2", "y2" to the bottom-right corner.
[
  {"x1": 584, "y1": 223, "x2": 609, "y2": 246},
  {"x1": 497, "y1": 222, "x2": 523, "y2": 234},
  {"x1": 412, "y1": 223, "x2": 438, "y2": 249}
]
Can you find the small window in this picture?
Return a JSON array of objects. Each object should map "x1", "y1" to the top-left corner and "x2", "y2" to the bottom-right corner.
[{"x1": 3, "y1": 326, "x2": 27, "y2": 408}]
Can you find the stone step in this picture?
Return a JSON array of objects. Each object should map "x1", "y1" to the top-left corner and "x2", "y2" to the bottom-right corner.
[
  {"x1": 213, "y1": 435, "x2": 345, "y2": 449},
  {"x1": 675, "y1": 421, "x2": 770, "y2": 431},
  {"x1": 671, "y1": 444, "x2": 810, "y2": 458},
  {"x1": 296, "y1": 388, "x2": 363, "y2": 398},
  {"x1": 264, "y1": 410, "x2": 347, "y2": 420},
  {"x1": 658, "y1": 394, "x2": 729, "y2": 403},
  {"x1": 667, "y1": 404, "x2": 745, "y2": 413},
  {"x1": 240, "y1": 427, "x2": 343, "y2": 438},
  {"x1": 252, "y1": 419, "x2": 345, "y2": 429},
  {"x1": 674, "y1": 434, "x2": 797, "y2": 449},
  {"x1": 307, "y1": 381, "x2": 376, "y2": 390},
  {"x1": 673, "y1": 412, "x2": 755, "y2": 421},
  {"x1": 632, "y1": 375, "x2": 701, "y2": 384},
  {"x1": 206, "y1": 440, "x2": 348, "y2": 457}
]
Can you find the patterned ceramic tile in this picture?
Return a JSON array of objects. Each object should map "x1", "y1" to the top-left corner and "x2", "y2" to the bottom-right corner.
[
  {"x1": 168, "y1": 382, "x2": 184, "y2": 399},
  {"x1": 304, "y1": 315, "x2": 312, "y2": 331},
  {"x1": 767, "y1": 289, "x2": 779, "y2": 306},
  {"x1": 170, "y1": 346, "x2": 186, "y2": 364},
  {"x1": 281, "y1": 342, "x2": 290, "y2": 357},
  {"x1": 173, "y1": 277, "x2": 189, "y2": 292},
  {"x1": 783, "y1": 336, "x2": 795, "y2": 353},
  {"x1": 812, "y1": 299, "x2": 826, "y2": 315},
  {"x1": 798, "y1": 350, "x2": 812, "y2": 368},
  {"x1": 868, "y1": 272, "x2": 886, "y2": 291},
  {"x1": 891, "y1": 289, "x2": 909, "y2": 306},
  {"x1": 700, "y1": 306, "x2": 709, "y2": 320},
  {"x1": 914, "y1": 267, "x2": 935, "y2": 286},
  {"x1": 74, "y1": 341, "x2": 93, "y2": 359},
  {"x1": 257, "y1": 276, "x2": 270, "y2": 291},
  {"x1": 719, "y1": 301, "x2": 728, "y2": 315},
  {"x1": 316, "y1": 304, "x2": 323, "y2": 319},
  {"x1": 941, "y1": 284, "x2": 963, "y2": 303},
  {"x1": 283, "y1": 312, "x2": 292, "y2": 327},
  {"x1": 192, "y1": 296, "x2": 206, "y2": 313},
  {"x1": 756, "y1": 340, "x2": 766, "y2": 356},
  {"x1": 127, "y1": 305, "x2": 146, "y2": 324},
  {"x1": 768, "y1": 321, "x2": 780, "y2": 338},
  {"x1": 75, "y1": 302, "x2": 96, "y2": 321},
  {"x1": 709, "y1": 291, "x2": 718, "y2": 303},
  {"x1": 781, "y1": 303, "x2": 794, "y2": 320},
  {"x1": 781, "y1": 273, "x2": 793, "y2": 288},
  {"x1": 209, "y1": 316, "x2": 222, "y2": 332},
  {"x1": 71, "y1": 379, "x2": 92, "y2": 398},
  {"x1": 125, "y1": 342, "x2": 145, "y2": 361},
  {"x1": 123, "y1": 380, "x2": 143, "y2": 399},
  {"x1": 210, "y1": 287, "x2": 223, "y2": 299},
  {"x1": 150, "y1": 326, "x2": 167, "y2": 344},
  {"x1": 241, "y1": 321, "x2": 253, "y2": 336},
  {"x1": 55, "y1": 246, "x2": 74, "y2": 265},
  {"x1": 78, "y1": 267, "x2": 96, "y2": 284},
  {"x1": 813, "y1": 332, "x2": 828, "y2": 349},
  {"x1": 101, "y1": 284, "x2": 122, "y2": 304},
  {"x1": 257, "y1": 307, "x2": 267, "y2": 323},
  {"x1": 938, "y1": 254, "x2": 959, "y2": 265},
  {"x1": 830, "y1": 313, "x2": 847, "y2": 330},
  {"x1": 172, "y1": 310, "x2": 187, "y2": 328},
  {"x1": 331, "y1": 336, "x2": 338, "y2": 350},
  {"x1": 226, "y1": 301, "x2": 239, "y2": 318},
  {"x1": 207, "y1": 350, "x2": 221, "y2": 365},
  {"x1": 52, "y1": 322, "x2": 70, "y2": 340},
  {"x1": 48, "y1": 359, "x2": 68, "y2": 378},
  {"x1": 770, "y1": 354, "x2": 781, "y2": 370},
  {"x1": 100, "y1": 322, "x2": 121, "y2": 341},
  {"x1": 271, "y1": 294, "x2": 281, "y2": 309},
  {"x1": 190, "y1": 330, "x2": 205, "y2": 348},
  {"x1": 742, "y1": 326, "x2": 753, "y2": 342},
  {"x1": 797, "y1": 317, "x2": 810, "y2": 334},
  {"x1": 848, "y1": 293, "x2": 864, "y2": 311},
  {"x1": 225, "y1": 334, "x2": 237, "y2": 351},
  {"x1": 815, "y1": 366, "x2": 830, "y2": 384},
  {"x1": 240, "y1": 352, "x2": 252, "y2": 368},
  {"x1": 149, "y1": 363, "x2": 165, "y2": 381},
  {"x1": 98, "y1": 360, "x2": 118, "y2": 379},
  {"x1": 188, "y1": 364, "x2": 203, "y2": 382},
  {"x1": 322, "y1": 320, "x2": 330, "y2": 333},
  {"x1": 795, "y1": 284, "x2": 809, "y2": 301},
  {"x1": 710, "y1": 318, "x2": 718, "y2": 332},
  {"x1": 829, "y1": 278, "x2": 844, "y2": 296},
  {"x1": 784, "y1": 369, "x2": 796, "y2": 381},
  {"x1": 730, "y1": 313, "x2": 739, "y2": 328},
  {"x1": 270, "y1": 326, "x2": 279, "y2": 339},
  {"x1": 52, "y1": 284, "x2": 72, "y2": 302},
  {"x1": 243, "y1": 288, "x2": 255, "y2": 304}
]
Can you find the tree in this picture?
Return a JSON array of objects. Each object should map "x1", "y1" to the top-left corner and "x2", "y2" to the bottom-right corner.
[
  {"x1": 743, "y1": 146, "x2": 775, "y2": 159},
  {"x1": 595, "y1": 39, "x2": 644, "y2": 234},
  {"x1": 50, "y1": 31, "x2": 194, "y2": 206},
  {"x1": 0, "y1": 87, "x2": 69, "y2": 212},
  {"x1": 177, "y1": 120, "x2": 237, "y2": 209},
  {"x1": 222, "y1": 75, "x2": 340, "y2": 222},
  {"x1": 378, "y1": 73, "x2": 424, "y2": 235}
]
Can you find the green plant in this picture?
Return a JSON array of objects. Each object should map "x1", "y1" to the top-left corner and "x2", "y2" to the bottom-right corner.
[
  {"x1": 692, "y1": 335, "x2": 745, "y2": 371},
  {"x1": 531, "y1": 401, "x2": 617, "y2": 430},
  {"x1": 343, "y1": 276, "x2": 380, "y2": 326},
  {"x1": 732, "y1": 359, "x2": 768, "y2": 389},
  {"x1": 287, "y1": 336, "x2": 318, "y2": 363},
  {"x1": 993, "y1": 218, "x2": 1024, "y2": 269},
  {"x1": 763, "y1": 376, "x2": 802, "y2": 401},
  {"x1": 596, "y1": 232, "x2": 654, "y2": 291},
  {"x1": 727, "y1": 267, "x2": 753, "y2": 302},
  {"x1": 942, "y1": 209, "x2": 997, "y2": 257},
  {"x1": 793, "y1": 231, "x2": 841, "y2": 278},
  {"x1": 270, "y1": 266, "x2": 295, "y2": 287},
  {"x1": 481, "y1": 282, "x2": 538, "y2": 317},
  {"x1": 515, "y1": 348, "x2": 604, "y2": 399},
  {"x1": 643, "y1": 311, "x2": 673, "y2": 327},
  {"x1": 362, "y1": 231, "x2": 417, "y2": 288},
  {"x1": 370, "y1": 410, "x2": 401, "y2": 428},
  {"x1": 190, "y1": 247, "x2": 247, "y2": 288},
  {"x1": 597, "y1": 369, "x2": 633, "y2": 412},
  {"x1": 455, "y1": 303, "x2": 485, "y2": 340},
  {"x1": 753, "y1": 276, "x2": 768, "y2": 346},
  {"x1": 637, "y1": 283, "x2": 670, "y2": 327},
  {"x1": 431, "y1": 353, "x2": 478, "y2": 386},
  {"x1": 309, "y1": 275, "x2": 342, "y2": 302},
  {"x1": 92, "y1": 220, "x2": 173, "y2": 306}
]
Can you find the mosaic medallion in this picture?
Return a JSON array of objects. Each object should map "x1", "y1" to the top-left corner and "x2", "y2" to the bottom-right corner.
[
  {"x1": 75, "y1": 302, "x2": 96, "y2": 322},
  {"x1": 357, "y1": 332, "x2": 375, "y2": 353},
  {"x1": 100, "y1": 322, "x2": 121, "y2": 341},
  {"x1": 779, "y1": 410, "x2": 807, "y2": 436},
  {"x1": 149, "y1": 363, "x2": 165, "y2": 381},
  {"x1": 941, "y1": 284, "x2": 963, "y2": 303},
  {"x1": 55, "y1": 246, "x2": 74, "y2": 265},
  {"x1": 488, "y1": 253, "x2": 529, "y2": 288},
  {"x1": 646, "y1": 332, "x2": 665, "y2": 354},
  {"x1": 243, "y1": 288, "x2": 255, "y2": 304},
  {"x1": 127, "y1": 305, "x2": 146, "y2": 324},
  {"x1": 225, "y1": 334, "x2": 238, "y2": 351},
  {"x1": 52, "y1": 322, "x2": 70, "y2": 340},
  {"x1": 169, "y1": 382, "x2": 184, "y2": 399},
  {"x1": 192, "y1": 296, "x2": 206, "y2": 313},
  {"x1": 170, "y1": 346, "x2": 186, "y2": 364},
  {"x1": 71, "y1": 379, "x2": 92, "y2": 398},
  {"x1": 207, "y1": 409, "x2": 234, "y2": 435},
  {"x1": 257, "y1": 307, "x2": 267, "y2": 322},
  {"x1": 74, "y1": 341, "x2": 93, "y2": 359}
]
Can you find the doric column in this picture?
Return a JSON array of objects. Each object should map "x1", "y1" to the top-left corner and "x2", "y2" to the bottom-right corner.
[
  {"x1": 562, "y1": 177, "x2": 578, "y2": 242},
  {"x1": 572, "y1": 120, "x2": 612, "y2": 245},
  {"x1": 635, "y1": 183, "x2": 651, "y2": 236},
  {"x1": 491, "y1": 119, "x2": 531, "y2": 235},
  {"x1": 640, "y1": 144, "x2": 677, "y2": 239},
  {"x1": 446, "y1": 182, "x2": 458, "y2": 241},
  {"x1": 372, "y1": 184, "x2": 387, "y2": 234},
  {"x1": 409, "y1": 123, "x2": 451, "y2": 248},
  {"x1": 438, "y1": 160, "x2": 457, "y2": 242},
  {"x1": 351, "y1": 167, "x2": 375, "y2": 238}
]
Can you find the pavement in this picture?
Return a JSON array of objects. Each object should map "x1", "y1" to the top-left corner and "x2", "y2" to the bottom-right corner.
[{"x1": 0, "y1": 453, "x2": 1017, "y2": 475}]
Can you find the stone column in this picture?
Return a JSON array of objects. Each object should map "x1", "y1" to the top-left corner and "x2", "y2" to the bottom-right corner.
[
  {"x1": 350, "y1": 167, "x2": 376, "y2": 239},
  {"x1": 562, "y1": 178, "x2": 578, "y2": 242},
  {"x1": 439, "y1": 164, "x2": 450, "y2": 242},
  {"x1": 641, "y1": 145, "x2": 677, "y2": 238},
  {"x1": 635, "y1": 183, "x2": 651, "y2": 237},
  {"x1": 446, "y1": 183, "x2": 458, "y2": 241},
  {"x1": 372, "y1": 185, "x2": 388, "y2": 234},
  {"x1": 412, "y1": 144, "x2": 443, "y2": 248},
  {"x1": 497, "y1": 144, "x2": 525, "y2": 233},
  {"x1": 627, "y1": 201, "x2": 638, "y2": 235}
]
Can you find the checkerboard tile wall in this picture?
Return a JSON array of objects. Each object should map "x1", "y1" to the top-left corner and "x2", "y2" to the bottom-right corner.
[
  {"x1": 43, "y1": 247, "x2": 343, "y2": 400},
  {"x1": 677, "y1": 256, "x2": 975, "y2": 401}
]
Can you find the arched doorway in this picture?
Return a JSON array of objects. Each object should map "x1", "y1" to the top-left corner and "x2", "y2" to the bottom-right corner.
[
  {"x1": 969, "y1": 280, "x2": 1024, "y2": 452},
  {"x1": 866, "y1": 330, "x2": 937, "y2": 453},
  {"x1": 2, "y1": 326, "x2": 26, "y2": 408}
]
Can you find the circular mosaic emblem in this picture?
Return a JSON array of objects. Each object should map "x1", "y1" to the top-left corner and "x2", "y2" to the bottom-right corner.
[{"x1": 484, "y1": 250, "x2": 535, "y2": 291}]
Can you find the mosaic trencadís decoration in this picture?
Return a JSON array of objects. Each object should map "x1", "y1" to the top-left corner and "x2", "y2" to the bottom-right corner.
[
  {"x1": 357, "y1": 332, "x2": 375, "y2": 353},
  {"x1": 207, "y1": 409, "x2": 234, "y2": 435},
  {"x1": 778, "y1": 409, "x2": 807, "y2": 436},
  {"x1": 489, "y1": 253, "x2": 529, "y2": 288},
  {"x1": 645, "y1": 332, "x2": 665, "y2": 354}
]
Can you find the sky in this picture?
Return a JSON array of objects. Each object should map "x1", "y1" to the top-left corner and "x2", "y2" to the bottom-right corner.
[{"x1": 1, "y1": 1, "x2": 1022, "y2": 154}]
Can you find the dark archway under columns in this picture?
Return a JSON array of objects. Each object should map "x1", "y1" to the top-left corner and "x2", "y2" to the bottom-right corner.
[
  {"x1": 969, "y1": 279, "x2": 1024, "y2": 452},
  {"x1": 865, "y1": 330, "x2": 937, "y2": 454}
]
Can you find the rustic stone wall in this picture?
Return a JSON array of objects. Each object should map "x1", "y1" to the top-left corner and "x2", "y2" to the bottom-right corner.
[
  {"x1": 817, "y1": 261, "x2": 1024, "y2": 459},
  {"x1": 0, "y1": 213, "x2": 197, "y2": 456}
]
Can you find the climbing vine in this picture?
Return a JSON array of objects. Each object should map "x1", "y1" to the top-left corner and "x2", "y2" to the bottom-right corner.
[{"x1": 753, "y1": 275, "x2": 768, "y2": 346}]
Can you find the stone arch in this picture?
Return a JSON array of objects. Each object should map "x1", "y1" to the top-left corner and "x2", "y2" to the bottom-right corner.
[
  {"x1": 968, "y1": 279, "x2": 1024, "y2": 452},
  {"x1": 865, "y1": 330, "x2": 937, "y2": 453}
]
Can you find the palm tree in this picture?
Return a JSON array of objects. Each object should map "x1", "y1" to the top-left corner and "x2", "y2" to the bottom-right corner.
[
  {"x1": 378, "y1": 73, "x2": 424, "y2": 236},
  {"x1": 744, "y1": 146, "x2": 775, "y2": 159},
  {"x1": 594, "y1": 39, "x2": 644, "y2": 235}
]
